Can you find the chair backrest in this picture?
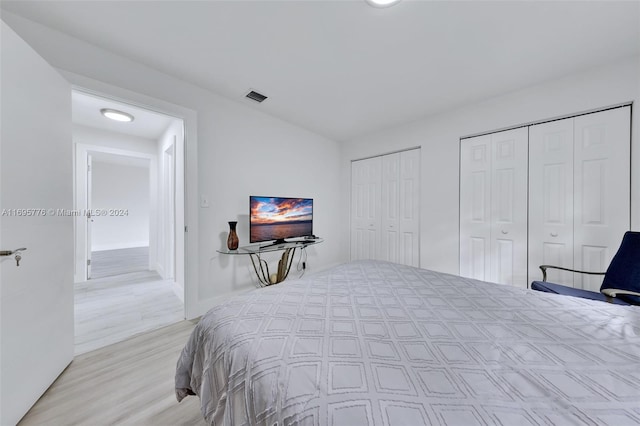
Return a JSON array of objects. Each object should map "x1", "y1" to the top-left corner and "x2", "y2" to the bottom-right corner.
[{"x1": 601, "y1": 231, "x2": 640, "y2": 304}]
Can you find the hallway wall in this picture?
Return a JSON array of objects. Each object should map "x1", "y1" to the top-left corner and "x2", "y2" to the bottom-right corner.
[{"x1": 91, "y1": 161, "x2": 150, "y2": 251}]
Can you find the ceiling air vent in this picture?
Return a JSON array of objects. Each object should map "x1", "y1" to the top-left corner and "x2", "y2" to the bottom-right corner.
[{"x1": 245, "y1": 90, "x2": 268, "y2": 103}]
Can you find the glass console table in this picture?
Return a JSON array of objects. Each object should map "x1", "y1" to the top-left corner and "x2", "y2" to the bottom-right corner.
[{"x1": 217, "y1": 238, "x2": 323, "y2": 286}]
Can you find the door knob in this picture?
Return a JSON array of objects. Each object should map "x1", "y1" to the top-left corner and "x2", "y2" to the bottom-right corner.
[
  {"x1": 550, "y1": 232, "x2": 558, "y2": 237},
  {"x1": 0, "y1": 247, "x2": 26, "y2": 256},
  {"x1": 1, "y1": 248, "x2": 26, "y2": 266}
]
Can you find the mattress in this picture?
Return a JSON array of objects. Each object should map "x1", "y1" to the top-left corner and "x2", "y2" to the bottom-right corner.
[{"x1": 176, "y1": 260, "x2": 640, "y2": 425}]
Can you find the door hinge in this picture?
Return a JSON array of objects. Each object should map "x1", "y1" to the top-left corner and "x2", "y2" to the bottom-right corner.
[
  {"x1": 87, "y1": 164, "x2": 91, "y2": 172},
  {"x1": 87, "y1": 259, "x2": 91, "y2": 265},
  {"x1": 185, "y1": 226, "x2": 188, "y2": 233}
]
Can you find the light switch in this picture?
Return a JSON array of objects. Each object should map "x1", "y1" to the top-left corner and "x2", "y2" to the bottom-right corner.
[{"x1": 200, "y1": 195, "x2": 210, "y2": 208}]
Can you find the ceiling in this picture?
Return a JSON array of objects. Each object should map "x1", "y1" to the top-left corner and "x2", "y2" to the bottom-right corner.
[
  {"x1": 2, "y1": 1, "x2": 639, "y2": 141},
  {"x1": 72, "y1": 91, "x2": 177, "y2": 140}
]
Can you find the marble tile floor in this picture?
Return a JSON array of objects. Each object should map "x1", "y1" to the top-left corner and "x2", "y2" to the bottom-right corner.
[{"x1": 75, "y1": 269, "x2": 184, "y2": 355}]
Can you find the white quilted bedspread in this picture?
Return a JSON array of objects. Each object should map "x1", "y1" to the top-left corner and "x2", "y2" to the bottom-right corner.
[{"x1": 176, "y1": 260, "x2": 640, "y2": 425}]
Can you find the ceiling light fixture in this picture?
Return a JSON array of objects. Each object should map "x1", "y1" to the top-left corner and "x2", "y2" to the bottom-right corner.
[
  {"x1": 100, "y1": 108, "x2": 134, "y2": 122},
  {"x1": 365, "y1": 0, "x2": 401, "y2": 8}
]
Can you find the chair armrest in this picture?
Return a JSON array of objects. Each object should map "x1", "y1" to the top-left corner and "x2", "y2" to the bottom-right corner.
[{"x1": 539, "y1": 265, "x2": 606, "y2": 282}]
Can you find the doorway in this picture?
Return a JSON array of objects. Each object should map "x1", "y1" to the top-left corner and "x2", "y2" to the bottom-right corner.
[
  {"x1": 88, "y1": 152, "x2": 151, "y2": 278},
  {"x1": 72, "y1": 90, "x2": 186, "y2": 354}
]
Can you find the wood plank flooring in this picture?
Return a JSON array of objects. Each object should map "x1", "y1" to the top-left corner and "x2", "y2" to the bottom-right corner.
[
  {"x1": 19, "y1": 320, "x2": 206, "y2": 426},
  {"x1": 90, "y1": 247, "x2": 149, "y2": 279}
]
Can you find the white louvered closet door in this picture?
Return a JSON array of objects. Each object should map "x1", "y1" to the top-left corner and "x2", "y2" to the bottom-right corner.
[
  {"x1": 528, "y1": 118, "x2": 575, "y2": 286},
  {"x1": 351, "y1": 156, "x2": 382, "y2": 261},
  {"x1": 460, "y1": 128, "x2": 528, "y2": 287},
  {"x1": 573, "y1": 107, "x2": 630, "y2": 292}
]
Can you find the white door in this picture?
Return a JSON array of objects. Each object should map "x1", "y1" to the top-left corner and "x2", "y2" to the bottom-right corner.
[
  {"x1": 380, "y1": 153, "x2": 400, "y2": 263},
  {"x1": 573, "y1": 107, "x2": 630, "y2": 291},
  {"x1": 489, "y1": 128, "x2": 528, "y2": 287},
  {"x1": 352, "y1": 150, "x2": 421, "y2": 266},
  {"x1": 351, "y1": 156, "x2": 382, "y2": 261},
  {"x1": 1, "y1": 22, "x2": 74, "y2": 426},
  {"x1": 460, "y1": 128, "x2": 527, "y2": 287},
  {"x1": 460, "y1": 135, "x2": 492, "y2": 281},
  {"x1": 528, "y1": 118, "x2": 575, "y2": 286},
  {"x1": 399, "y1": 149, "x2": 420, "y2": 267}
]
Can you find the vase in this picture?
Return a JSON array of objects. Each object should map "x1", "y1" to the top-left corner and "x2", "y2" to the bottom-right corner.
[{"x1": 227, "y1": 221, "x2": 239, "y2": 250}]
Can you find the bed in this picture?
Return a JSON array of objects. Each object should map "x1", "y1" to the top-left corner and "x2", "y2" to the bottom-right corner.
[{"x1": 175, "y1": 260, "x2": 640, "y2": 425}]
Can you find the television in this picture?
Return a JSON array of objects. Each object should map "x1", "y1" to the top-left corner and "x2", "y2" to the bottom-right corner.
[{"x1": 249, "y1": 196, "x2": 313, "y2": 245}]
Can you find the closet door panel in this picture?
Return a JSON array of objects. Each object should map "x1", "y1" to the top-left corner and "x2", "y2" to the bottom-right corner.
[
  {"x1": 399, "y1": 149, "x2": 421, "y2": 267},
  {"x1": 528, "y1": 118, "x2": 574, "y2": 286},
  {"x1": 490, "y1": 128, "x2": 528, "y2": 287},
  {"x1": 400, "y1": 232, "x2": 418, "y2": 267},
  {"x1": 381, "y1": 153, "x2": 400, "y2": 263},
  {"x1": 381, "y1": 229, "x2": 399, "y2": 263},
  {"x1": 351, "y1": 157, "x2": 382, "y2": 261},
  {"x1": 574, "y1": 107, "x2": 630, "y2": 291},
  {"x1": 460, "y1": 135, "x2": 492, "y2": 281}
]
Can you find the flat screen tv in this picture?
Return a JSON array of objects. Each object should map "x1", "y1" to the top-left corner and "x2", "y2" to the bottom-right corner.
[{"x1": 250, "y1": 196, "x2": 313, "y2": 245}]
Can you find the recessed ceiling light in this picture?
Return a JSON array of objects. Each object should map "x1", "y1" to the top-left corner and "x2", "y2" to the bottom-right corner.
[
  {"x1": 365, "y1": 0, "x2": 401, "y2": 8},
  {"x1": 100, "y1": 108, "x2": 134, "y2": 122}
]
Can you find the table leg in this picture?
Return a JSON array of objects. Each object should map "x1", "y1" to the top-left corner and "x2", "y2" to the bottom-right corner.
[{"x1": 248, "y1": 247, "x2": 297, "y2": 286}]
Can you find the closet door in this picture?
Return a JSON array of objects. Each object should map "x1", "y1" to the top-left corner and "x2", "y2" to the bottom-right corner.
[
  {"x1": 460, "y1": 135, "x2": 492, "y2": 281},
  {"x1": 351, "y1": 156, "x2": 382, "y2": 261},
  {"x1": 351, "y1": 149, "x2": 421, "y2": 266},
  {"x1": 528, "y1": 118, "x2": 574, "y2": 286},
  {"x1": 573, "y1": 107, "x2": 630, "y2": 292},
  {"x1": 380, "y1": 153, "x2": 400, "y2": 262},
  {"x1": 399, "y1": 149, "x2": 421, "y2": 267},
  {"x1": 528, "y1": 106, "x2": 631, "y2": 291},
  {"x1": 460, "y1": 128, "x2": 527, "y2": 287},
  {"x1": 489, "y1": 128, "x2": 528, "y2": 287}
]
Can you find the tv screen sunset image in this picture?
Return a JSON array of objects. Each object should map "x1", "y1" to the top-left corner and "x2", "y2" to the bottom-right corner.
[{"x1": 250, "y1": 197, "x2": 313, "y2": 242}]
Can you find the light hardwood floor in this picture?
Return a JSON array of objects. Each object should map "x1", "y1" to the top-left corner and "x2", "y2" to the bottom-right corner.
[
  {"x1": 90, "y1": 247, "x2": 149, "y2": 279},
  {"x1": 75, "y1": 248, "x2": 184, "y2": 355},
  {"x1": 19, "y1": 320, "x2": 206, "y2": 426}
]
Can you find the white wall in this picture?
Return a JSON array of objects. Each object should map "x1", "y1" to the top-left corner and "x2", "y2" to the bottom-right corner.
[
  {"x1": 73, "y1": 124, "x2": 157, "y2": 155},
  {"x1": 2, "y1": 13, "x2": 344, "y2": 317},
  {"x1": 91, "y1": 161, "x2": 150, "y2": 251},
  {"x1": 341, "y1": 56, "x2": 640, "y2": 276}
]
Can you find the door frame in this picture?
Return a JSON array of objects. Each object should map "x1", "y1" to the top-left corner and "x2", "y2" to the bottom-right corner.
[
  {"x1": 64, "y1": 72, "x2": 199, "y2": 319},
  {"x1": 161, "y1": 141, "x2": 176, "y2": 281},
  {"x1": 74, "y1": 145, "x2": 156, "y2": 282},
  {"x1": 86, "y1": 153, "x2": 93, "y2": 279}
]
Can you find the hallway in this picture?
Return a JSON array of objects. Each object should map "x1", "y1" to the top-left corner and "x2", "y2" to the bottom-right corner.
[{"x1": 75, "y1": 248, "x2": 183, "y2": 355}]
